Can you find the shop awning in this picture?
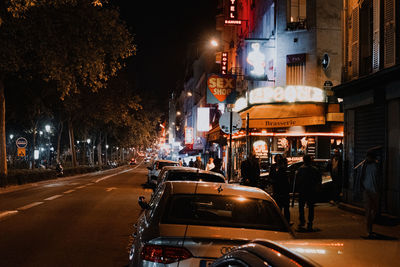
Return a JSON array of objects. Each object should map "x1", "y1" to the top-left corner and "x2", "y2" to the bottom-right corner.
[{"x1": 239, "y1": 103, "x2": 326, "y2": 128}]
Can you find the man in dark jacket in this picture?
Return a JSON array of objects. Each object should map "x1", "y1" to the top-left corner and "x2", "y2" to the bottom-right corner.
[
  {"x1": 193, "y1": 156, "x2": 204, "y2": 170},
  {"x1": 210, "y1": 158, "x2": 225, "y2": 176},
  {"x1": 240, "y1": 153, "x2": 260, "y2": 187},
  {"x1": 328, "y1": 149, "x2": 343, "y2": 203},
  {"x1": 269, "y1": 154, "x2": 290, "y2": 223},
  {"x1": 295, "y1": 154, "x2": 322, "y2": 231}
]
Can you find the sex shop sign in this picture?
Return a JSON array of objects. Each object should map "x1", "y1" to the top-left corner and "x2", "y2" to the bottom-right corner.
[{"x1": 206, "y1": 74, "x2": 237, "y2": 104}]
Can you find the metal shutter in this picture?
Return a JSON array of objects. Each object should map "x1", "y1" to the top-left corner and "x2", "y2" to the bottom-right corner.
[{"x1": 354, "y1": 105, "x2": 385, "y2": 165}]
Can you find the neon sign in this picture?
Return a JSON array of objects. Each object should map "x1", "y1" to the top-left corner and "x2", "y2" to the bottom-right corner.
[
  {"x1": 221, "y1": 52, "x2": 228, "y2": 74},
  {"x1": 225, "y1": 0, "x2": 242, "y2": 25},
  {"x1": 249, "y1": 86, "x2": 326, "y2": 104}
]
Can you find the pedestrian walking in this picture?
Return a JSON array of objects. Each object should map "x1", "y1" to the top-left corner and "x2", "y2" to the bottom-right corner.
[
  {"x1": 210, "y1": 158, "x2": 224, "y2": 176},
  {"x1": 240, "y1": 153, "x2": 260, "y2": 187},
  {"x1": 328, "y1": 149, "x2": 343, "y2": 204},
  {"x1": 178, "y1": 157, "x2": 183, "y2": 166},
  {"x1": 355, "y1": 149, "x2": 382, "y2": 238},
  {"x1": 295, "y1": 154, "x2": 322, "y2": 231},
  {"x1": 188, "y1": 158, "x2": 194, "y2": 167},
  {"x1": 205, "y1": 158, "x2": 215, "y2": 171},
  {"x1": 193, "y1": 156, "x2": 204, "y2": 170},
  {"x1": 269, "y1": 154, "x2": 291, "y2": 223}
]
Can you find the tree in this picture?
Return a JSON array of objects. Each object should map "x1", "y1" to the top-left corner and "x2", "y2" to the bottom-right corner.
[{"x1": 0, "y1": 0, "x2": 135, "y2": 177}]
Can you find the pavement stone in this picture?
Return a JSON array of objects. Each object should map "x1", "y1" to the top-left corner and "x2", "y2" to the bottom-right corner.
[{"x1": 289, "y1": 203, "x2": 400, "y2": 240}]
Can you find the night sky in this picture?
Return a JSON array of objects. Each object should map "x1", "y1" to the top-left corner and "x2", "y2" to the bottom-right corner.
[{"x1": 114, "y1": 1, "x2": 217, "y2": 110}]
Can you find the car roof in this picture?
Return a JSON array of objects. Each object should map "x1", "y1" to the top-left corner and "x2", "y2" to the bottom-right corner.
[
  {"x1": 162, "y1": 166, "x2": 225, "y2": 177},
  {"x1": 155, "y1": 160, "x2": 178, "y2": 163},
  {"x1": 165, "y1": 181, "x2": 273, "y2": 201}
]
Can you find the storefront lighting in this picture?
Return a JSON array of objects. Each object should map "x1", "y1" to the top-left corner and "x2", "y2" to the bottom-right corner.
[
  {"x1": 227, "y1": 132, "x2": 344, "y2": 139},
  {"x1": 232, "y1": 97, "x2": 247, "y2": 112},
  {"x1": 249, "y1": 86, "x2": 326, "y2": 104}
]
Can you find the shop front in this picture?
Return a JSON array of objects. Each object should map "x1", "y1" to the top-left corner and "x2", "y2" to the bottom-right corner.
[{"x1": 229, "y1": 86, "x2": 344, "y2": 174}]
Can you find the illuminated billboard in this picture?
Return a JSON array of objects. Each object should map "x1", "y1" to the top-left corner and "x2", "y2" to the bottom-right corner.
[
  {"x1": 207, "y1": 74, "x2": 237, "y2": 104},
  {"x1": 245, "y1": 41, "x2": 268, "y2": 80},
  {"x1": 225, "y1": 0, "x2": 242, "y2": 25},
  {"x1": 197, "y1": 107, "x2": 210, "y2": 132}
]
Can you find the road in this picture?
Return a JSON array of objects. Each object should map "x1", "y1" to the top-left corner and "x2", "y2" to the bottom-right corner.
[
  {"x1": 0, "y1": 163, "x2": 152, "y2": 267},
  {"x1": 1, "y1": 163, "x2": 399, "y2": 267}
]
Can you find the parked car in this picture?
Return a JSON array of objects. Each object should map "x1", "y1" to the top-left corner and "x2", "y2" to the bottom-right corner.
[
  {"x1": 212, "y1": 239, "x2": 400, "y2": 267},
  {"x1": 156, "y1": 166, "x2": 227, "y2": 188},
  {"x1": 147, "y1": 160, "x2": 179, "y2": 185},
  {"x1": 129, "y1": 158, "x2": 137, "y2": 165},
  {"x1": 129, "y1": 181, "x2": 293, "y2": 267}
]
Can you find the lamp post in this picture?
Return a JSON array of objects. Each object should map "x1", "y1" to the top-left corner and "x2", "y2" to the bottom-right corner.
[{"x1": 45, "y1": 125, "x2": 51, "y2": 166}]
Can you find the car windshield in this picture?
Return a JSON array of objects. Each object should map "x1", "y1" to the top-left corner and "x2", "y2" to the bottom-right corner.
[
  {"x1": 166, "y1": 172, "x2": 225, "y2": 183},
  {"x1": 162, "y1": 194, "x2": 287, "y2": 232},
  {"x1": 157, "y1": 162, "x2": 178, "y2": 169}
]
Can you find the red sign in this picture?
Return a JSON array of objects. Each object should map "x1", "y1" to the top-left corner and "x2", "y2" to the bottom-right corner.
[
  {"x1": 225, "y1": 0, "x2": 242, "y2": 25},
  {"x1": 207, "y1": 74, "x2": 236, "y2": 103},
  {"x1": 221, "y1": 52, "x2": 228, "y2": 74}
]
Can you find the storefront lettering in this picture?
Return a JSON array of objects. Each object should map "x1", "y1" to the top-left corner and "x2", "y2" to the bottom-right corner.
[{"x1": 249, "y1": 86, "x2": 326, "y2": 104}]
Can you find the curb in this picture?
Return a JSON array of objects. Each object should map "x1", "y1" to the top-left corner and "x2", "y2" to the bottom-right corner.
[{"x1": 338, "y1": 202, "x2": 399, "y2": 222}]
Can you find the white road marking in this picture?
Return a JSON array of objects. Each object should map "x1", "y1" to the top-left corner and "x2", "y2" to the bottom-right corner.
[
  {"x1": 18, "y1": 202, "x2": 44, "y2": 211},
  {"x1": 106, "y1": 187, "x2": 117, "y2": 192},
  {"x1": 44, "y1": 195, "x2": 63, "y2": 201},
  {"x1": 0, "y1": 210, "x2": 18, "y2": 221},
  {"x1": 63, "y1": 189, "x2": 75, "y2": 194}
]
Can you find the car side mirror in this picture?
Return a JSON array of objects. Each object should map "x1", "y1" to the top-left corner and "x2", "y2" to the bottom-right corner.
[{"x1": 138, "y1": 196, "x2": 150, "y2": 210}]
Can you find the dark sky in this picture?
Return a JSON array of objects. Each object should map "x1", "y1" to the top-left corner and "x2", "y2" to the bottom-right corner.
[{"x1": 114, "y1": 1, "x2": 217, "y2": 110}]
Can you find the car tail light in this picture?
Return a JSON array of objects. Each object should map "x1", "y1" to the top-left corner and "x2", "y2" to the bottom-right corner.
[{"x1": 141, "y1": 244, "x2": 192, "y2": 264}]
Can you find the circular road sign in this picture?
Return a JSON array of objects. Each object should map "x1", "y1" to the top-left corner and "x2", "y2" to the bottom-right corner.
[
  {"x1": 16, "y1": 137, "x2": 28, "y2": 148},
  {"x1": 219, "y1": 111, "x2": 242, "y2": 134}
]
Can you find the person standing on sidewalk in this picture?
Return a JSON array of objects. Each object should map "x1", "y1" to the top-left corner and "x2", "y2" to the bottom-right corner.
[
  {"x1": 240, "y1": 153, "x2": 260, "y2": 187},
  {"x1": 194, "y1": 156, "x2": 205, "y2": 170},
  {"x1": 205, "y1": 158, "x2": 215, "y2": 171},
  {"x1": 270, "y1": 154, "x2": 291, "y2": 223},
  {"x1": 357, "y1": 150, "x2": 381, "y2": 238},
  {"x1": 295, "y1": 155, "x2": 322, "y2": 231},
  {"x1": 328, "y1": 149, "x2": 343, "y2": 204}
]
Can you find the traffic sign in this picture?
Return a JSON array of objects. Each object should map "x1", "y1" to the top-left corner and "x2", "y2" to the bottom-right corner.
[
  {"x1": 219, "y1": 111, "x2": 242, "y2": 134},
  {"x1": 16, "y1": 137, "x2": 28, "y2": 148},
  {"x1": 17, "y1": 148, "x2": 26, "y2": 157}
]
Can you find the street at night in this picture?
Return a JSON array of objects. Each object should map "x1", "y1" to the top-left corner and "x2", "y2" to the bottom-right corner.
[{"x1": 1, "y1": 0, "x2": 400, "y2": 266}]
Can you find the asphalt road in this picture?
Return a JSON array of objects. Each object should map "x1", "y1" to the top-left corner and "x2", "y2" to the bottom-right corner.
[{"x1": 0, "y1": 163, "x2": 152, "y2": 267}]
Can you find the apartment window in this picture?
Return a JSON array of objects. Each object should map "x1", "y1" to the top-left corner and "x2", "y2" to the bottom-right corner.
[
  {"x1": 286, "y1": 54, "x2": 306, "y2": 85},
  {"x1": 287, "y1": 0, "x2": 306, "y2": 30}
]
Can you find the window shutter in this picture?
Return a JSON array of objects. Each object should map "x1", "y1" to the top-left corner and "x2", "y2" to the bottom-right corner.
[
  {"x1": 384, "y1": 0, "x2": 395, "y2": 67},
  {"x1": 372, "y1": 0, "x2": 380, "y2": 72},
  {"x1": 351, "y1": 7, "x2": 360, "y2": 78}
]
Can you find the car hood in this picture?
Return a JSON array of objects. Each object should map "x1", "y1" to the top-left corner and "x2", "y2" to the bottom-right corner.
[
  {"x1": 277, "y1": 239, "x2": 400, "y2": 266},
  {"x1": 156, "y1": 224, "x2": 293, "y2": 258}
]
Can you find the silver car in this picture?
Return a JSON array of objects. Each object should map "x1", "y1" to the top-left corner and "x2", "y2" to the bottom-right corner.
[
  {"x1": 147, "y1": 160, "x2": 179, "y2": 185},
  {"x1": 129, "y1": 181, "x2": 293, "y2": 266},
  {"x1": 156, "y1": 166, "x2": 227, "y2": 187}
]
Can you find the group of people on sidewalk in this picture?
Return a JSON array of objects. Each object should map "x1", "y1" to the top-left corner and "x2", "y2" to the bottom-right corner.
[{"x1": 179, "y1": 156, "x2": 225, "y2": 176}]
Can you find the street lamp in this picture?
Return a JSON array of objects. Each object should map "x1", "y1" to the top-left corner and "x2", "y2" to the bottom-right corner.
[
  {"x1": 87, "y1": 138, "x2": 91, "y2": 144},
  {"x1": 210, "y1": 39, "x2": 218, "y2": 47},
  {"x1": 176, "y1": 111, "x2": 181, "y2": 116},
  {"x1": 45, "y1": 125, "x2": 51, "y2": 133},
  {"x1": 9, "y1": 134, "x2": 14, "y2": 140}
]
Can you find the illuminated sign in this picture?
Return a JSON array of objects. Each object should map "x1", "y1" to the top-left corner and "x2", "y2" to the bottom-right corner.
[
  {"x1": 249, "y1": 86, "x2": 326, "y2": 104},
  {"x1": 197, "y1": 107, "x2": 210, "y2": 132},
  {"x1": 221, "y1": 52, "x2": 228, "y2": 74},
  {"x1": 207, "y1": 74, "x2": 237, "y2": 104},
  {"x1": 185, "y1": 127, "x2": 194, "y2": 144},
  {"x1": 232, "y1": 97, "x2": 247, "y2": 112},
  {"x1": 225, "y1": 0, "x2": 241, "y2": 25},
  {"x1": 253, "y1": 140, "x2": 268, "y2": 158},
  {"x1": 246, "y1": 42, "x2": 268, "y2": 80}
]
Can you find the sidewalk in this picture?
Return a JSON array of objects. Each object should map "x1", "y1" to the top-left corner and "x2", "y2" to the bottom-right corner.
[{"x1": 290, "y1": 203, "x2": 400, "y2": 240}]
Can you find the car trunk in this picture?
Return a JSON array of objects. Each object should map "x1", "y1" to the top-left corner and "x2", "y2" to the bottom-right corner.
[{"x1": 156, "y1": 224, "x2": 293, "y2": 259}]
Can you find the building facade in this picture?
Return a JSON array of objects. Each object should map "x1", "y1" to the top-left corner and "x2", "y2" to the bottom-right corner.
[
  {"x1": 333, "y1": 0, "x2": 400, "y2": 216},
  {"x1": 210, "y1": 0, "x2": 344, "y2": 178}
]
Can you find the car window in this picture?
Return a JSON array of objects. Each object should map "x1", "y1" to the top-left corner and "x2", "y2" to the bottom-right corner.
[
  {"x1": 146, "y1": 183, "x2": 165, "y2": 220},
  {"x1": 162, "y1": 194, "x2": 288, "y2": 232},
  {"x1": 166, "y1": 172, "x2": 225, "y2": 183},
  {"x1": 157, "y1": 162, "x2": 178, "y2": 169}
]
